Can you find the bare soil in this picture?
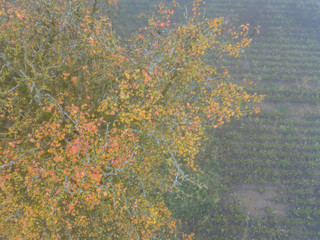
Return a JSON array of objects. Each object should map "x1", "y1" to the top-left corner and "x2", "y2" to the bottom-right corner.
[{"x1": 226, "y1": 183, "x2": 288, "y2": 218}]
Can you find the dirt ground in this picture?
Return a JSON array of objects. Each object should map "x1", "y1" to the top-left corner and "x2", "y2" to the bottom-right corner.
[{"x1": 226, "y1": 183, "x2": 288, "y2": 218}]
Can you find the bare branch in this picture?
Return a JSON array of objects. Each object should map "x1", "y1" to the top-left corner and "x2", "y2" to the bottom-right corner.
[{"x1": 1, "y1": 148, "x2": 38, "y2": 169}]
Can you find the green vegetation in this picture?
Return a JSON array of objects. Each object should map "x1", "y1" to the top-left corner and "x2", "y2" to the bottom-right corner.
[
  {"x1": 184, "y1": 0, "x2": 320, "y2": 238},
  {"x1": 0, "y1": 0, "x2": 260, "y2": 239},
  {"x1": 2, "y1": 0, "x2": 320, "y2": 238},
  {"x1": 116, "y1": 0, "x2": 320, "y2": 238}
]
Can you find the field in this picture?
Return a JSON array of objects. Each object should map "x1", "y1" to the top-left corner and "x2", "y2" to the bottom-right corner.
[
  {"x1": 195, "y1": 0, "x2": 320, "y2": 239},
  {"x1": 115, "y1": 0, "x2": 320, "y2": 238}
]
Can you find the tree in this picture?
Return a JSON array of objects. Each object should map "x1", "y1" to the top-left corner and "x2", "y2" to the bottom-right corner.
[{"x1": 0, "y1": 0, "x2": 262, "y2": 239}]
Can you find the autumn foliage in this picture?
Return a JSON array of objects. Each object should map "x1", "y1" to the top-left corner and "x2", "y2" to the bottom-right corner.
[{"x1": 0, "y1": 0, "x2": 262, "y2": 239}]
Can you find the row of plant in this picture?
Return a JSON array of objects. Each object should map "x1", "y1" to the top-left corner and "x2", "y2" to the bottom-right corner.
[{"x1": 164, "y1": 0, "x2": 320, "y2": 238}]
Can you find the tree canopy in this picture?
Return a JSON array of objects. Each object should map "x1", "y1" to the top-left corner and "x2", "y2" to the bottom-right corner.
[{"x1": 0, "y1": 0, "x2": 262, "y2": 239}]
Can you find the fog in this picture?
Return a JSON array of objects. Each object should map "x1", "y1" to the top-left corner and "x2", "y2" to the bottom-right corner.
[
  {"x1": 115, "y1": 0, "x2": 320, "y2": 238},
  {"x1": 2, "y1": 0, "x2": 320, "y2": 238}
]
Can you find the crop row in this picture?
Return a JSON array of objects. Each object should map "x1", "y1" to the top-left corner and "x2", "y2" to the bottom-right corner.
[{"x1": 195, "y1": 0, "x2": 320, "y2": 238}]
